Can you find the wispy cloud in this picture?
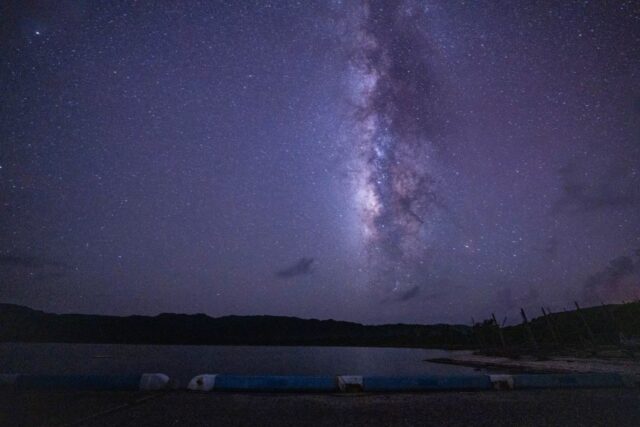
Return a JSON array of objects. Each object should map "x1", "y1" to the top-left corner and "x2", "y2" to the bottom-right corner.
[
  {"x1": 393, "y1": 285, "x2": 421, "y2": 302},
  {"x1": 275, "y1": 257, "x2": 315, "y2": 279},
  {"x1": 552, "y1": 163, "x2": 640, "y2": 214},
  {"x1": 583, "y1": 251, "x2": 640, "y2": 303}
]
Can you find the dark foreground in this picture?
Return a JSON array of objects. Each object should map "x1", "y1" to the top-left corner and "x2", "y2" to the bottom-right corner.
[{"x1": 1, "y1": 389, "x2": 638, "y2": 426}]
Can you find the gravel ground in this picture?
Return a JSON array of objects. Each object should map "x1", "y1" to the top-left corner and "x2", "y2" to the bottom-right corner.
[{"x1": 1, "y1": 388, "x2": 639, "y2": 427}]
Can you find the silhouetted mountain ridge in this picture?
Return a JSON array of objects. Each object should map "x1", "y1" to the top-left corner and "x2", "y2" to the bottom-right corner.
[{"x1": 0, "y1": 304, "x2": 472, "y2": 348}]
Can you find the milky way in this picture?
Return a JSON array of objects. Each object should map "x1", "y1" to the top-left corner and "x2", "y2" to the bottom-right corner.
[
  {"x1": 346, "y1": 1, "x2": 443, "y2": 297},
  {"x1": 1, "y1": 1, "x2": 639, "y2": 323}
]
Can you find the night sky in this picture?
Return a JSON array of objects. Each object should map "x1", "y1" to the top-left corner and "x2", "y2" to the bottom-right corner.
[{"x1": 1, "y1": 1, "x2": 639, "y2": 324}]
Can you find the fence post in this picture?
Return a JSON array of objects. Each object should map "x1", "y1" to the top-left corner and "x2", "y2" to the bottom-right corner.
[
  {"x1": 492, "y1": 313, "x2": 506, "y2": 349},
  {"x1": 600, "y1": 301, "x2": 620, "y2": 344},
  {"x1": 520, "y1": 308, "x2": 538, "y2": 351},
  {"x1": 471, "y1": 318, "x2": 484, "y2": 349},
  {"x1": 541, "y1": 307, "x2": 559, "y2": 345},
  {"x1": 574, "y1": 301, "x2": 596, "y2": 345}
]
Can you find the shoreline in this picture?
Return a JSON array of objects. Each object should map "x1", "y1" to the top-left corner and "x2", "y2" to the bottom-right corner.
[{"x1": 428, "y1": 350, "x2": 640, "y2": 377}]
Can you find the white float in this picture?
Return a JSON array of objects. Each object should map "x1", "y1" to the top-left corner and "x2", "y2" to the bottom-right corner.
[
  {"x1": 337, "y1": 375, "x2": 363, "y2": 392},
  {"x1": 489, "y1": 374, "x2": 514, "y2": 390},
  {"x1": 139, "y1": 373, "x2": 171, "y2": 390},
  {"x1": 188, "y1": 374, "x2": 218, "y2": 391}
]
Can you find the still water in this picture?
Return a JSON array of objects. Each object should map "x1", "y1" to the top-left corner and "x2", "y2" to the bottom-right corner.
[{"x1": 0, "y1": 343, "x2": 481, "y2": 385}]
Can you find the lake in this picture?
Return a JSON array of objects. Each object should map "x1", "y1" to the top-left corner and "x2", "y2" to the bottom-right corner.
[{"x1": 0, "y1": 343, "x2": 482, "y2": 385}]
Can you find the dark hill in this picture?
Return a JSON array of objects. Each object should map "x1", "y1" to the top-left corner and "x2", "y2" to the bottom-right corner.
[
  {"x1": 0, "y1": 304, "x2": 472, "y2": 348},
  {"x1": 504, "y1": 301, "x2": 640, "y2": 347}
]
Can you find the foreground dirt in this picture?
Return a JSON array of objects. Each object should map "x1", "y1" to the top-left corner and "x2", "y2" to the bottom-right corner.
[{"x1": 1, "y1": 388, "x2": 639, "y2": 426}]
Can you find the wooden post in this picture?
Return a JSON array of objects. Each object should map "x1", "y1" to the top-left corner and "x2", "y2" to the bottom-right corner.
[
  {"x1": 574, "y1": 301, "x2": 596, "y2": 344},
  {"x1": 545, "y1": 307, "x2": 563, "y2": 342},
  {"x1": 471, "y1": 317, "x2": 484, "y2": 349},
  {"x1": 600, "y1": 302, "x2": 621, "y2": 344},
  {"x1": 520, "y1": 308, "x2": 538, "y2": 351},
  {"x1": 492, "y1": 313, "x2": 506, "y2": 348},
  {"x1": 541, "y1": 307, "x2": 559, "y2": 345}
]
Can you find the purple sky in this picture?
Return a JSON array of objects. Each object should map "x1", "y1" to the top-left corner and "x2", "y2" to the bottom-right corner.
[{"x1": 1, "y1": 1, "x2": 639, "y2": 324}]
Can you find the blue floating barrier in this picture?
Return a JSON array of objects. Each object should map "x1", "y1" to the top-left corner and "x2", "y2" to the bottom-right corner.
[
  {"x1": 208, "y1": 375, "x2": 338, "y2": 392},
  {"x1": 0, "y1": 373, "x2": 170, "y2": 391},
  {"x1": 363, "y1": 375, "x2": 493, "y2": 392},
  {"x1": 512, "y1": 373, "x2": 625, "y2": 389}
]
